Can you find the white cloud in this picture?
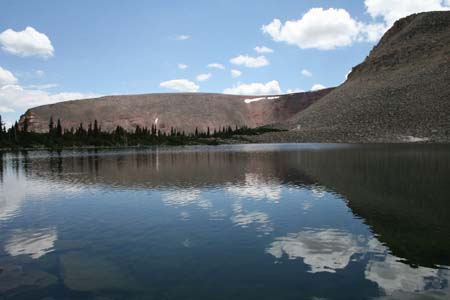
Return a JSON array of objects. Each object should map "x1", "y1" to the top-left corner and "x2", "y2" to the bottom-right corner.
[
  {"x1": 176, "y1": 34, "x2": 191, "y2": 41},
  {"x1": 25, "y1": 83, "x2": 58, "y2": 89},
  {"x1": 301, "y1": 69, "x2": 313, "y2": 77},
  {"x1": 254, "y1": 46, "x2": 274, "y2": 53},
  {"x1": 311, "y1": 84, "x2": 326, "y2": 91},
  {"x1": 207, "y1": 63, "x2": 225, "y2": 70},
  {"x1": 178, "y1": 63, "x2": 188, "y2": 70},
  {"x1": 0, "y1": 27, "x2": 54, "y2": 58},
  {"x1": 196, "y1": 73, "x2": 212, "y2": 82},
  {"x1": 230, "y1": 55, "x2": 269, "y2": 68},
  {"x1": 0, "y1": 66, "x2": 18, "y2": 87},
  {"x1": 262, "y1": 8, "x2": 363, "y2": 50},
  {"x1": 262, "y1": 8, "x2": 389, "y2": 49},
  {"x1": 223, "y1": 80, "x2": 282, "y2": 96},
  {"x1": 160, "y1": 79, "x2": 199, "y2": 92},
  {"x1": 286, "y1": 88, "x2": 305, "y2": 94},
  {"x1": 0, "y1": 106, "x2": 14, "y2": 113},
  {"x1": 0, "y1": 84, "x2": 99, "y2": 114},
  {"x1": 231, "y1": 69, "x2": 242, "y2": 78},
  {"x1": 360, "y1": 22, "x2": 389, "y2": 42},
  {"x1": 365, "y1": 0, "x2": 450, "y2": 25}
]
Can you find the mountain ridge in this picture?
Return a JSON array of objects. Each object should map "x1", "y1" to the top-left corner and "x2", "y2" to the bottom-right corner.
[
  {"x1": 253, "y1": 11, "x2": 450, "y2": 143},
  {"x1": 19, "y1": 89, "x2": 334, "y2": 134}
]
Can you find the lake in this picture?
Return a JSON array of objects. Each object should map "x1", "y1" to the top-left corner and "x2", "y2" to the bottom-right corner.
[{"x1": 0, "y1": 144, "x2": 449, "y2": 300}]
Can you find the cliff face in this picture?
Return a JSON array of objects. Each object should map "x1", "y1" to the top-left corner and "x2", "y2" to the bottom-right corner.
[
  {"x1": 260, "y1": 11, "x2": 450, "y2": 143},
  {"x1": 19, "y1": 89, "x2": 333, "y2": 133}
]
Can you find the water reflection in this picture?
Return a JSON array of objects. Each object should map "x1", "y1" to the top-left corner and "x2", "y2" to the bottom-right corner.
[
  {"x1": 0, "y1": 144, "x2": 449, "y2": 300},
  {"x1": 227, "y1": 173, "x2": 282, "y2": 202},
  {"x1": 267, "y1": 228, "x2": 369, "y2": 273},
  {"x1": 5, "y1": 227, "x2": 57, "y2": 259}
]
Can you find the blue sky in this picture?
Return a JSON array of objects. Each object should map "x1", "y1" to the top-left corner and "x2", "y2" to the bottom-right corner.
[{"x1": 1, "y1": 0, "x2": 449, "y2": 125}]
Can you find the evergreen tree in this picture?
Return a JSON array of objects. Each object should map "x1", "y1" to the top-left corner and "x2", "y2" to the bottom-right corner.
[
  {"x1": 56, "y1": 119, "x2": 63, "y2": 137},
  {"x1": 94, "y1": 120, "x2": 99, "y2": 136},
  {"x1": 48, "y1": 117, "x2": 54, "y2": 133}
]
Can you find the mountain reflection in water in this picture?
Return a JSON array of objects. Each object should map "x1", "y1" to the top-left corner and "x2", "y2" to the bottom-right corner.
[{"x1": 0, "y1": 144, "x2": 449, "y2": 300}]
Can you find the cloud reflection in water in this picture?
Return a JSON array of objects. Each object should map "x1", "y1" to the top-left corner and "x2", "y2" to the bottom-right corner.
[{"x1": 5, "y1": 227, "x2": 57, "y2": 259}]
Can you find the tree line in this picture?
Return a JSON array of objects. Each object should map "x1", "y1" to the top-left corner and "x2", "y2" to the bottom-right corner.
[{"x1": 0, "y1": 115, "x2": 279, "y2": 149}]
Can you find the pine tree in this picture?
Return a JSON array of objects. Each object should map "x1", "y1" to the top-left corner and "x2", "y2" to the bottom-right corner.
[
  {"x1": 94, "y1": 120, "x2": 99, "y2": 136},
  {"x1": 56, "y1": 119, "x2": 63, "y2": 137},
  {"x1": 49, "y1": 117, "x2": 54, "y2": 133}
]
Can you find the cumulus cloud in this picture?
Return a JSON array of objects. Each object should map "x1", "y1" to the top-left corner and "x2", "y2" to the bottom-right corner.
[
  {"x1": 207, "y1": 63, "x2": 225, "y2": 70},
  {"x1": 365, "y1": 0, "x2": 450, "y2": 25},
  {"x1": 262, "y1": 7, "x2": 390, "y2": 49},
  {"x1": 231, "y1": 69, "x2": 242, "y2": 78},
  {"x1": 223, "y1": 80, "x2": 282, "y2": 96},
  {"x1": 262, "y1": 3, "x2": 450, "y2": 50},
  {"x1": 160, "y1": 79, "x2": 199, "y2": 92},
  {"x1": 176, "y1": 34, "x2": 191, "y2": 41},
  {"x1": 0, "y1": 27, "x2": 54, "y2": 58},
  {"x1": 301, "y1": 69, "x2": 313, "y2": 77},
  {"x1": 196, "y1": 73, "x2": 212, "y2": 82},
  {"x1": 286, "y1": 88, "x2": 305, "y2": 94},
  {"x1": 311, "y1": 84, "x2": 326, "y2": 91},
  {"x1": 0, "y1": 84, "x2": 100, "y2": 113},
  {"x1": 178, "y1": 63, "x2": 188, "y2": 70},
  {"x1": 25, "y1": 83, "x2": 58, "y2": 89},
  {"x1": 254, "y1": 46, "x2": 274, "y2": 53},
  {"x1": 0, "y1": 66, "x2": 18, "y2": 87},
  {"x1": 230, "y1": 55, "x2": 269, "y2": 68},
  {"x1": 0, "y1": 106, "x2": 14, "y2": 113}
]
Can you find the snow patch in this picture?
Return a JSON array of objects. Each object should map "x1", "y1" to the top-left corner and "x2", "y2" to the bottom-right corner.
[
  {"x1": 154, "y1": 118, "x2": 159, "y2": 125},
  {"x1": 401, "y1": 136, "x2": 429, "y2": 143},
  {"x1": 244, "y1": 96, "x2": 280, "y2": 104}
]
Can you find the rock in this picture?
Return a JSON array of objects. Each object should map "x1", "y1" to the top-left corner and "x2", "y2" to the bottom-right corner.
[
  {"x1": 18, "y1": 90, "x2": 333, "y2": 134},
  {"x1": 260, "y1": 11, "x2": 450, "y2": 143}
]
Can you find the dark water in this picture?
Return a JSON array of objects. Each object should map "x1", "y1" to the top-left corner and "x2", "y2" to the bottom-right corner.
[{"x1": 0, "y1": 144, "x2": 449, "y2": 300}]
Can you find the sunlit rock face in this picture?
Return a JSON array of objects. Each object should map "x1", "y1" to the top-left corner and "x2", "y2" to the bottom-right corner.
[
  {"x1": 19, "y1": 90, "x2": 333, "y2": 134},
  {"x1": 5, "y1": 228, "x2": 57, "y2": 259}
]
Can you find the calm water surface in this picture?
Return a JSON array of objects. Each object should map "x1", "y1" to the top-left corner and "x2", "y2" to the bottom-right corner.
[{"x1": 0, "y1": 144, "x2": 449, "y2": 300}]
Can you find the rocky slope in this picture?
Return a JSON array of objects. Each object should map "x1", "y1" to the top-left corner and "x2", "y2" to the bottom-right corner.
[
  {"x1": 19, "y1": 89, "x2": 333, "y2": 134},
  {"x1": 253, "y1": 11, "x2": 450, "y2": 143}
]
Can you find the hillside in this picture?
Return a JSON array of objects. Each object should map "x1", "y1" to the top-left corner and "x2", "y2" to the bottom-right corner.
[
  {"x1": 18, "y1": 89, "x2": 333, "y2": 134},
  {"x1": 253, "y1": 11, "x2": 450, "y2": 143}
]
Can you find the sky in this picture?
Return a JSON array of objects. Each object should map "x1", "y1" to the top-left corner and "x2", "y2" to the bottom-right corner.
[{"x1": 1, "y1": 0, "x2": 449, "y2": 126}]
